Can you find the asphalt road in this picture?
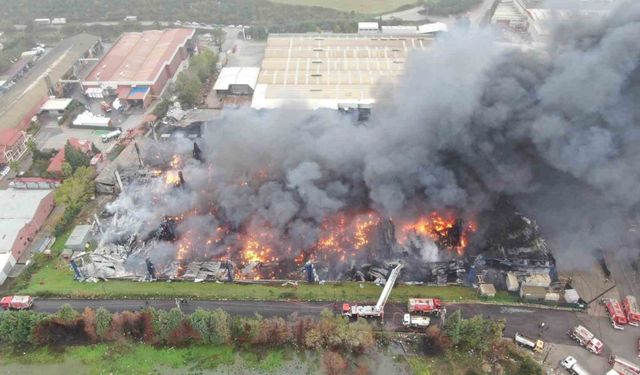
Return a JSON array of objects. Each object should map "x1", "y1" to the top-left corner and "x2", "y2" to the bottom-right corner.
[{"x1": 31, "y1": 298, "x2": 581, "y2": 344}]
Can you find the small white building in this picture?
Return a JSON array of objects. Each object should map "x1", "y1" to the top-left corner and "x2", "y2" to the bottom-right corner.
[
  {"x1": 505, "y1": 271, "x2": 519, "y2": 292},
  {"x1": 51, "y1": 18, "x2": 67, "y2": 25},
  {"x1": 417, "y1": 22, "x2": 448, "y2": 36},
  {"x1": 40, "y1": 97, "x2": 73, "y2": 115},
  {"x1": 357, "y1": 22, "x2": 379, "y2": 34},
  {"x1": 213, "y1": 67, "x2": 260, "y2": 96},
  {"x1": 33, "y1": 18, "x2": 51, "y2": 25},
  {"x1": 65, "y1": 225, "x2": 92, "y2": 251}
]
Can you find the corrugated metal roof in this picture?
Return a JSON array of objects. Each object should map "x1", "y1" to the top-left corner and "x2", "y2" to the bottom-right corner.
[
  {"x1": 0, "y1": 189, "x2": 52, "y2": 253},
  {"x1": 252, "y1": 34, "x2": 432, "y2": 110},
  {"x1": 213, "y1": 67, "x2": 260, "y2": 91}
]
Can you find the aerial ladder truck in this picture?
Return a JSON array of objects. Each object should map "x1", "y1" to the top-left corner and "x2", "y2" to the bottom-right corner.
[{"x1": 342, "y1": 264, "x2": 402, "y2": 322}]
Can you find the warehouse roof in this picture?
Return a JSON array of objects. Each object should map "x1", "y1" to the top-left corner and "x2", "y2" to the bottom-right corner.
[
  {"x1": 40, "y1": 98, "x2": 73, "y2": 112},
  {"x1": 0, "y1": 33, "x2": 99, "y2": 132},
  {"x1": 0, "y1": 189, "x2": 52, "y2": 253},
  {"x1": 84, "y1": 28, "x2": 194, "y2": 84},
  {"x1": 252, "y1": 34, "x2": 432, "y2": 110},
  {"x1": 65, "y1": 224, "x2": 92, "y2": 248},
  {"x1": 213, "y1": 67, "x2": 260, "y2": 91}
]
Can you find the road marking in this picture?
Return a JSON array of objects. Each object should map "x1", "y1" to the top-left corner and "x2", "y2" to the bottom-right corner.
[{"x1": 500, "y1": 307, "x2": 534, "y2": 314}]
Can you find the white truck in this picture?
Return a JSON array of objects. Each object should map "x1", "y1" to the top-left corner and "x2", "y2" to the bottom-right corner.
[
  {"x1": 101, "y1": 128, "x2": 122, "y2": 143},
  {"x1": 561, "y1": 356, "x2": 591, "y2": 375},
  {"x1": 403, "y1": 314, "x2": 430, "y2": 328},
  {"x1": 568, "y1": 325, "x2": 604, "y2": 354},
  {"x1": 514, "y1": 332, "x2": 544, "y2": 353}
]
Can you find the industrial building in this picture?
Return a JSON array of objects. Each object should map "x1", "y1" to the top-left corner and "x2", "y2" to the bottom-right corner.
[
  {"x1": 0, "y1": 128, "x2": 30, "y2": 164},
  {"x1": 0, "y1": 33, "x2": 101, "y2": 133},
  {"x1": 0, "y1": 189, "x2": 55, "y2": 284},
  {"x1": 213, "y1": 67, "x2": 260, "y2": 96},
  {"x1": 251, "y1": 34, "x2": 433, "y2": 110},
  {"x1": 82, "y1": 28, "x2": 196, "y2": 108},
  {"x1": 491, "y1": 0, "x2": 615, "y2": 39}
]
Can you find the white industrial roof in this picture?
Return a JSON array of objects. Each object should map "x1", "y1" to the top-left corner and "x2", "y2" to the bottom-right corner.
[
  {"x1": 0, "y1": 189, "x2": 51, "y2": 253},
  {"x1": 418, "y1": 22, "x2": 448, "y2": 34},
  {"x1": 381, "y1": 25, "x2": 419, "y2": 35},
  {"x1": 252, "y1": 34, "x2": 431, "y2": 110},
  {"x1": 213, "y1": 67, "x2": 260, "y2": 91},
  {"x1": 73, "y1": 111, "x2": 111, "y2": 127},
  {"x1": 358, "y1": 22, "x2": 379, "y2": 29},
  {"x1": 40, "y1": 97, "x2": 73, "y2": 112}
]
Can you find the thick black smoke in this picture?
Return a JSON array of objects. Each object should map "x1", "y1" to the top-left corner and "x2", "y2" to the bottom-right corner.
[{"x1": 110, "y1": 2, "x2": 640, "y2": 271}]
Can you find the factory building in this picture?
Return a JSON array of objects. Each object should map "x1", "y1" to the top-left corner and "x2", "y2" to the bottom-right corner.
[
  {"x1": 0, "y1": 128, "x2": 30, "y2": 164},
  {"x1": 0, "y1": 189, "x2": 55, "y2": 284},
  {"x1": 251, "y1": 34, "x2": 433, "y2": 110},
  {"x1": 82, "y1": 28, "x2": 195, "y2": 108}
]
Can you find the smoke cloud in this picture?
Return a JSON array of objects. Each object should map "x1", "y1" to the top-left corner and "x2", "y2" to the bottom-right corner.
[{"x1": 107, "y1": 1, "x2": 640, "y2": 273}]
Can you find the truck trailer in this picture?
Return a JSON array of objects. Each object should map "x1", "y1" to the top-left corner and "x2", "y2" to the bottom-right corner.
[
  {"x1": 514, "y1": 332, "x2": 544, "y2": 353},
  {"x1": 403, "y1": 314, "x2": 430, "y2": 328},
  {"x1": 568, "y1": 325, "x2": 604, "y2": 354},
  {"x1": 0, "y1": 296, "x2": 33, "y2": 310},
  {"x1": 407, "y1": 298, "x2": 442, "y2": 314}
]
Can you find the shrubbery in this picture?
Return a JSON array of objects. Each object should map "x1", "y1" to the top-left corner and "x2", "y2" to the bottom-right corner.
[{"x1": 0, "y1": 306, "x2": 375, "y2": 355}]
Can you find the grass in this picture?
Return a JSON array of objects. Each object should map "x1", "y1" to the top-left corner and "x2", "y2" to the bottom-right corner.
[
  {"x1": 20, "y1": 261, "x2": 520, "y2": 304},
  {"x1": 0, "y1": 343, "x2": 240, "y2": 375},
  {"x1": 269, "y1": 0, "x2": 420, "y2": 14}
]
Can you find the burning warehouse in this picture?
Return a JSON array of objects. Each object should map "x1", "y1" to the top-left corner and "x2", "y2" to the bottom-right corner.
[{"x1": 77, "y1": 6, "x2": 640, "y2": 289}]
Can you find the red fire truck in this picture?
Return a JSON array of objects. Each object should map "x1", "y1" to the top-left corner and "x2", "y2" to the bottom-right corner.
[
  {"x1": 623, "y1": 296, "x2": 640, "y2": 327},
  {"x1": 0, "y1": 295, "x2": 33, "y2": 310},
  {"x1": 408, "y1": 298, "x2": 442, "y2": 314},
  {"x1": 604, "y1": 298, "x2": 629, "y2": 329}
]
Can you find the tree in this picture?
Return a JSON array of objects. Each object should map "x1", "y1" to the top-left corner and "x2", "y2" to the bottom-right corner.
[
  {"x1": 61, "y1": 162, "x2": 73, "y2": 178},
  {"x1": 190, "y1": 49, "x2": 217, "y2": 81},
  {"x1": 323, "y1": 351, "x2": 347, "y2": 375},
  {"x1": 175, "y1": 71, "x2": 202, "y2": 108},
  {"x1": 57, "y1": 304, "x2": 79, "y2": 323},
  {"x1": 190, "y1": 308, "x2": 231, "y2": 345},
  {"x1": 95, "y1": 307, "x2": 112, "y2": 340},
  {"x1": 212, "y1": 28, "x2": 226, "y2": 48},
  {"x1": 55, "y1": 166, "x2": 95, "y2": 211},
  {"x1": 518, "y1": 356, "x2": 542, "y2": 375},
  {"x1": 0, "y1": 311, "x2": 45, "y2": 347},
  {"x1": 64, "y1": 141, "x2": 90, "y2": 172},
  {"x1": 152, "y1": 98, "x2": 172, "y2": 119},
  {"x1": 152, "y1": 308, "x2": 183, "y2": 343}
]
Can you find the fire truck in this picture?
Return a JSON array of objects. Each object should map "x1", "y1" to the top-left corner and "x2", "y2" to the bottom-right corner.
[
  {"x1": 343, "y1": 264, "x2": 402, "y2": 321},
  {"x1": 623, "y1": 296, "x2": 640, "y2": 327},
  {"x1": 408, "y1": 298, "x2": 442, "y2": 314},
  {"x1": 609, "y1": 354, "x2": 640, "y2": 375},
  {"x1": 0, "y1": 295, "x2": 33, "y2": 310},
  {"x1": 567, "y1": 325, "x2": 604, "y2": 354},
  {"x1": 603, "y1": 298, "x2": 629, "y2": 329}
]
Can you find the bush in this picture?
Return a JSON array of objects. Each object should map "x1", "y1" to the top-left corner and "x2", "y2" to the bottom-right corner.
[
  {"x1": 190, "y1": 308, "x2": 231, "y2": 345},
  {"x1": 95, "y1": 307, "x2": 112, "y2": 340},
  {"x1": 0, "y1": 311, "x2": 46, "y2": 348},
  {"x1": 57, "y1": 304, "x2": 79, "y2": 323}
]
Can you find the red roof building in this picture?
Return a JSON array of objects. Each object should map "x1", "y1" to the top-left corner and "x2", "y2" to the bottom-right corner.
[
  {"x1": 0, "y1": 128, "x2": 30, "y2": 164},
  {"x1": 82, "y1": 29, "x2": 195, "y2": 108},
  {"x1": 46, "y1": 138, "x2": 93, "y2": 176}
]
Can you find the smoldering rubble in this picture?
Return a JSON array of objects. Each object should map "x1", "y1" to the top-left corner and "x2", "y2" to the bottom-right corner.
[{"x1": 76, "y1": 2, "x2": 640, "y2": 282}]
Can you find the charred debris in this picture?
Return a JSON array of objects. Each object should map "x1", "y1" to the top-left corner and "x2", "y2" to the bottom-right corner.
[{"x1": 77, "y1": 137, "x2": 556, "y2": 290}]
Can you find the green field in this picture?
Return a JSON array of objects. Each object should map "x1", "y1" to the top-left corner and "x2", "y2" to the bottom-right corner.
[
  {"x1": 19, "y1": 258, "x2": 518, "y2": 303},
  {"x1": 269, "y1": 0, "x2": 419, "y2": 14},
  {"x1": 0, "y1": 343, "x2": 286, "y2": 374}
]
